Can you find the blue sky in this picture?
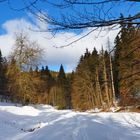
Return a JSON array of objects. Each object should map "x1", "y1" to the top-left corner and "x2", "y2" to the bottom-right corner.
[{"x1": 0, "y1": 0, "x2": 140, "y2": 72}]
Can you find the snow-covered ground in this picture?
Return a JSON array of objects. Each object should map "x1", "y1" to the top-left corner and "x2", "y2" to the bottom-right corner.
[{"x1": 0, "y1": 102, "x2": 140, "y2": 140}]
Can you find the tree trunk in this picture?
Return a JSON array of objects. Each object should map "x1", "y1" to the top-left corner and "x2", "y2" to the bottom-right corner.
[
  {"x1": 95, "y1": 68, "x2": 103, "y2": 107},
  {"x1": 109, "y1": 55, "x2": 117, "y2": 107},
  {"x1": 103, "y1": 55, "x2": 110, "y2": 108}
]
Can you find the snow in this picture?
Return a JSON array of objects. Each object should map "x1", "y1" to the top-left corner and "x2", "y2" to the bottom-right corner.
[{"x1": 0, "y1": 102, "x2": 140, "y2": 140}]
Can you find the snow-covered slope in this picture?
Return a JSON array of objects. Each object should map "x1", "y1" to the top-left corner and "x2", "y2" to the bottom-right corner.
[{"x1": 0, "y1": 102, "x2": 140, "y2": 140}]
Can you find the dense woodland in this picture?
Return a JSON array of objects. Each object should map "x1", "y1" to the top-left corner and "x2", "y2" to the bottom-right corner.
[{"x1": 0, "y1": 23, "x2": 140, "y2": 110}]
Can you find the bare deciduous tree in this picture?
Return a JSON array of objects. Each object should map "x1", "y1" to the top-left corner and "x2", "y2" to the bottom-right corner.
[
  {"x1": 7, "y1": 32, "x2": 43, "y2": 104},
  {"x1": 10, "y1": 32, "x2": 43, "y2": 71}
]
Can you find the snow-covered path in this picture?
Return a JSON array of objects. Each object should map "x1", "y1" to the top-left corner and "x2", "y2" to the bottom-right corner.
[{"x1": 0, "y1": 102, "x2": 140, "y2": 140}]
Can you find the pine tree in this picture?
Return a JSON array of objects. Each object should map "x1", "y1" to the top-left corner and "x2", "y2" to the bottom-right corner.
[
  {"x1": 42, "y1": 65, "x2": 54, "y2": 104},
  {"x1": 72, "y1": 48, "x2": 103, "y2": 110},
  {"x1": 90, "y1": 48, "x2": 102, "y2": 108},
  {"x1": 0, "y1": 50, "x2": 7, "y2": 99},
  {"x1": 50, "y1": 64, "x2": 71, "y2": 109},
  {"x1": 114, "y1": 23, "x2": 140, "y2": 106},
  {"x1": 114, "y1": 35, "x2": 121, "y2": 98},
  {"x1": 57, "y1": 64, "x2": 66, "y2": 85},
  {"x1": 102, "y1": 49, "x2": 110, "y2": 108}
]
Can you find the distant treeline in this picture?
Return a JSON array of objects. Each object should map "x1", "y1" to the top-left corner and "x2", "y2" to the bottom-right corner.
[{"x1": 0, "y1": 23, "x2": 140, "y2": 110}]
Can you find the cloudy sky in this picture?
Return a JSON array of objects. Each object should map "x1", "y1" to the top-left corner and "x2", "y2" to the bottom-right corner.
[{"x1": 2, "y1": 1, "x2": 137, "y2": 72}]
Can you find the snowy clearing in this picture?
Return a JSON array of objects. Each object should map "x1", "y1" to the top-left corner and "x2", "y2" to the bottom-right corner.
[{"x1": 0, "y1": 102, "x2": 140, "y2": 140}]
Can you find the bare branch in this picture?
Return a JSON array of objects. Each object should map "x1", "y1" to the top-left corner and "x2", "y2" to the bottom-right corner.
[{"x1": 7, "y1": 0, "x2": 39, "y2": 11}]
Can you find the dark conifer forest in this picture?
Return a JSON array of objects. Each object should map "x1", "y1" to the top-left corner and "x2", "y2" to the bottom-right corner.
[{"x1": 0, "y1": 23, "x2": 140, "y2": 110}]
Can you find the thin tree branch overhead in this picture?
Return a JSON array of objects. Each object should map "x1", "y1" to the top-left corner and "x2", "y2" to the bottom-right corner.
[
  {"x1": 32, "y1": 0, "x2": 140, "y2": 32},
  {"x1": 0, "y1": 0, "x2": 139, "y2": 32},
  {"x1": 1, "y1": 0, "x2": 140, "y2": 47}
]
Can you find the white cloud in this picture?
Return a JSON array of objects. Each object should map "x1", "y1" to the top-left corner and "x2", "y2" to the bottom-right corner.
[
  {"x1": 0, "y1": 35, "x2": 14, "y2": 57},
  {"x1": 0, "y1": 18, "x2": 119, "y2": 72}
]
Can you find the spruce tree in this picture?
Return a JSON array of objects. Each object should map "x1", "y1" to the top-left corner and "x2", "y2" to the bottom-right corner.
[
  {"x1": 56, "y1": 64, "x2": 70, "y2": 109},
  {"x1": 57, "y1": 64, "x2": 66, "y2": 84}
]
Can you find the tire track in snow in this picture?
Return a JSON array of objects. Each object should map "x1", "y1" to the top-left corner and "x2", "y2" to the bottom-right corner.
[
  {"x1": 123, "y1": 114, "x2": 140, "y2": 129},
  {"x1": 73, "y1": 115, "x2": 89, "y2": 140}
]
